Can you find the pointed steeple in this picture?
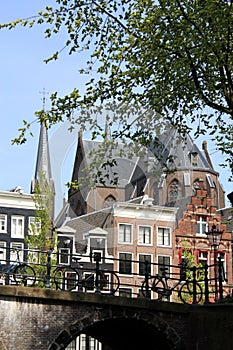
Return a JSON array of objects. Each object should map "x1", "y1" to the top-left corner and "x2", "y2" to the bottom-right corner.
[
  {"x1": 31, "y1": 120, "x2": 55, "y2": 220},
  {"x1": 31, "y1": 121, "x2": 53, "y2": 191},
  {"x1": 31, "y1": 92, "x2": 55, "y2": 220}
]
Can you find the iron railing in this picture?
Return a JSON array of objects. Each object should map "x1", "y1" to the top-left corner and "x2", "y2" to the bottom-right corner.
[{"x1": 0, "y1": 247, "x2": 231, "y2": 304}]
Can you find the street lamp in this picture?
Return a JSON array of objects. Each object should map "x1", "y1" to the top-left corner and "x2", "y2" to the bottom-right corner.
[{"x1": 205, "y1": 224, "x2": 223, "y2": 300}]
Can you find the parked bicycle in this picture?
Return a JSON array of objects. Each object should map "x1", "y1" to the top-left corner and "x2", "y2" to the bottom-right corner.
[
  {"x1": 52, "y1": 255, "x2": 120, "y2": 294},
  {"x1": 141, "y1": 266, "x2": 203, "y2": 304},
  {"x1": 0, "y1": 249, "x2": 36, "y2": 286}
]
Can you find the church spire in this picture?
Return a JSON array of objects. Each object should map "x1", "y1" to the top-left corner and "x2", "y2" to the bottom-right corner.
[
  {"x1": 31, "y1": 91, "x2": 55, "y2": 219},
  {"x1": 32, "y1": 121, "x2": 53, "y2": 190}
]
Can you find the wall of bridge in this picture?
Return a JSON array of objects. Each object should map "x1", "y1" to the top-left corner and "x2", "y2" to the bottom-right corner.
[{"x1": 0, "y1": 286, "x2": 233, "y2": 350}]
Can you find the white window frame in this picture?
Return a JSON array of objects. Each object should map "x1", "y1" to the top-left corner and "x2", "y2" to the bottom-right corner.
[
  {"x1": 58, "y1": 248, "x2": 70, "y2": 265},
  {"x1": 196, "y1": 216, "x2": 208, "y2": 236},
  {"x1": 10, "y1": 242, "x2": 24, "y2": 262},
  {"x1": 157, "y1": 255, "x2": 171, "y2": 275},
  {"x1": 157, "y1": 227, "x2": 171, "y2": 247},
  {"x1": 11, "y1": 216, "x2": 24, "y2": 238},
  {"x1": 118, "y1": 224, "x2": 133, "y2": 244},
  {"x1": 198, "y1": 251, "x2": 208, "y2": 266},
  {"x1": 92, "y1": 250, "x2": 103, "y2": 264},
  {"x1": 28, "y1": 216, "x2": 41, "y2": 235},
  {"x1": 138, "y1": 225, "x2": 152, "y2": 245},
  {"x1": 0, "y1": 242, "x2": 6, "y2": 262},
  {"x1": 0, "y1": 214, "x2": 7, "y2": 233},
  {"x1": 138, "y1": 253, "x2": 152, "y2": 276},
  {"x1": 118, "y1": 252, "x2": 133, "y2": 276}
]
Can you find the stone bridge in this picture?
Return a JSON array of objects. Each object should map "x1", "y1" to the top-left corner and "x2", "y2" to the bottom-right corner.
[{"x1": 0, "y1": 286, "x2": 233, "y2": 350}]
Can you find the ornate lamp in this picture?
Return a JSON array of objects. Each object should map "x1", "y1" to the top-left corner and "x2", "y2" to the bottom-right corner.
[
  {"x1": 205, "y1": 224, "x2": 224, "y2": 300},
  {"x1": 205, "y1": 224, "x2": 223, "y2": 247}
]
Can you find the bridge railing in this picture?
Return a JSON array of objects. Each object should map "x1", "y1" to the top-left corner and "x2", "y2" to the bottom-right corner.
[{"x1": 0, "y1": 247, "x2": 230, "y2": 304}]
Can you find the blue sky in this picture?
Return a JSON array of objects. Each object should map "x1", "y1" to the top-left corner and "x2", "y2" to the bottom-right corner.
[{"x1": 0, "y1": 1, "x2": 232, "y2": 216}]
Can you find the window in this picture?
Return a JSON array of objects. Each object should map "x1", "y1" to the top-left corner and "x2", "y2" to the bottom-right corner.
[
  {"x1": 28, "y1": 217, "x2": 41, "y2": 235},
  {"x1": 158, "y1": 174, "x2": 166, "y2": 188},
  {"x1": 158, "y1": 227, "x2": 171, "y2": 246},
  {"x1": 58, "y1": 248, "x2": 70, "y2": 265},
  {"x1": 138, "y1": 226, "x2": 152, "y2": 245},
  {"x1": 118, "y1": 224, "x2": 132, "y2": 244},
  {"x1": 103, "y1": 195, "x2": 116, "y2": 208},
  {"x1": 139, "y1": 254, "x2": 151, "y2": 276},
  {"x1": 196, "y1": 216, "x2": 208, "y2": 236},
  {"x1": 0, "y1": 215, "x2": 7, "y2": 233},
  {"x1": 217, "y1": 252, "x2": 226, "y2": 280},
  {"x1": 10, "y1": 242, "x2": 24, "y2": 262},
  {"x1": 82, "y1": 272, "x2": 95, "y2": 292},
  {"x1": 119, "y1": 253, "x2": 132, "y2": 274},
  {"x1": 198, "y1": 251, "x2": 208, "y2": 267},
  {"x1": 11, "y1": 216, "x2": 24, "y2": 238},
  {"x1": 0, "y1": 242, "x2": 6, "y2": 262},
  {"x1": 157, "y1": 256, "x2": 171, "y2": 276},
  {"x1": 206, "y1": 174, "x2": 215, "y2": 188},
  {"x1": 76, "y1": 334, "x2": 102, "y2": 350},
  {"x1": 119, "y1": 288, "x2": 132, "y2": 298},
  {"x1": 82, "y1": 271, "x2": 110, "y2": 293},
  {"x1": 169, "y1": 179, "x2": 181, "y2": 202},
  {"x1": 184, "y1": 173, "x2": 191, "y2": 186},
  {"x1": 65, "y1": 340, "x2": 76, "y2": 350},
  {"x1": 191, "y1": 152, "x2": 198, "y2": 166}
]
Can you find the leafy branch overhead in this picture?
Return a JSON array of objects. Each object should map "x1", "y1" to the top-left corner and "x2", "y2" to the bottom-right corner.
[{"x1": 2, "y1": 0, "x2": 233, "y2": 174}]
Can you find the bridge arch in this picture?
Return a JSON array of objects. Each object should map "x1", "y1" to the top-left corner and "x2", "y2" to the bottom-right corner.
[{"x1": 49, "y1": 308, "x2": 185, "y2": 350}]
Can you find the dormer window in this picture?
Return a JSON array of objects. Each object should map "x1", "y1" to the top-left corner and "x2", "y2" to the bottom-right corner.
[{"x1": 191, "y1": 152, "x2": 198, "y2": 166}]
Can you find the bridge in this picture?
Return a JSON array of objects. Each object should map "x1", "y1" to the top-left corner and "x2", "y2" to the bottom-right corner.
[{"x1": 0, "y1": 285, "x2": 233, "y2": 350}]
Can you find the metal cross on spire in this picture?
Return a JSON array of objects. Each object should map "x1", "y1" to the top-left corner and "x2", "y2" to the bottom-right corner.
[{"x1": 39, "y1": 88, "x2": 49, "y2": 110}]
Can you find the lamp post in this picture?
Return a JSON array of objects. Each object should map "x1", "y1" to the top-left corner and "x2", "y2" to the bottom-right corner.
[{"x1": 205, "y1": 224, "x2": 223, "y2": 300}]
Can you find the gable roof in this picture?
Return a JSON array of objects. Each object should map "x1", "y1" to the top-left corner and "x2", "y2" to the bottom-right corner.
[{"x1": 154, "y1": 129, "x2": 215, "y2": 171}]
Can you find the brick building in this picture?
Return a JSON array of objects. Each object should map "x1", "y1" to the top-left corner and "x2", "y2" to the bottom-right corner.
[{"x1": 56, "y1": 126, "x2": 232, "y2": 301}]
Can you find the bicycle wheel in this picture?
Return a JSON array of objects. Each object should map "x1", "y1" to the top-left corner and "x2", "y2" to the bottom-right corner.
[
  {"x1": 104, "y1": 271, "x2": 120, "y2": 294},
  {"x1": 53, "y1": 267, "x2": 80, "y2": 291},
  {"x1": 141, "y1": 277, "x2": 166, "y2": 299},
  {"x1": 179, "y1": 281, "x2": 203, "y2": 304},
  {"x1": 13, "y1": 264, "x2": 36, "y2": 286}
]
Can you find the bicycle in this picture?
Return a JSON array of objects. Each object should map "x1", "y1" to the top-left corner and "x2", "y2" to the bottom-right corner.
[
  {"x1": 0, "y1": 249, "x2": 36, "y2": 286},
  {"x1": 141, "y1": 266, "x2": 203, "y2": 304},
  {"x1": 53, "y1": 256, "x2": 120, "y2": 294}
]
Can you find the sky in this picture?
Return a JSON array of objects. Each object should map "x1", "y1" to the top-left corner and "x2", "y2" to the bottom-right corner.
[{"x1": 0, "y1": 1, "x2": 232, "y2": 216}]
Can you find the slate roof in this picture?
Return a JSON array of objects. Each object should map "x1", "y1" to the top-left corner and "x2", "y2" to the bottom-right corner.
[
  {"x1": 62, "y1": 207, "x2": 113, "y2": 253},
  {"x1": 82, "y1": 139, "x2": 141, "y2": 187},
  {"x1": 66, "y1": 207, "x2": 112, "y2": 235},
  {"x1": 154, "y1": 129, "x2": 213, "y2": 171}
]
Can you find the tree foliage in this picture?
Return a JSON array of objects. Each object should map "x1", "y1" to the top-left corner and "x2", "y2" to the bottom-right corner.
[
  {"x1": 1, "y1": 0, "x2": 233, "y2": 174},
  {"x1": 26, "y1": 172, "x2": 56, "y2": 286}
]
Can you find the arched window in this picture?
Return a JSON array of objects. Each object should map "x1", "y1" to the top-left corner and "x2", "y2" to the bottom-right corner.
[
  {"x1": 169, "y1": 179, "x2": 181, "y2": 202},
  {"x1": 103, "y1": 195, "x2": 116, "y2": 208}
]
